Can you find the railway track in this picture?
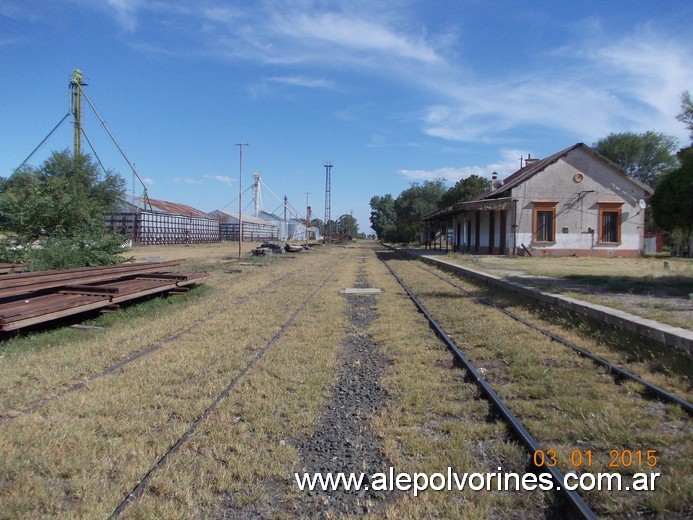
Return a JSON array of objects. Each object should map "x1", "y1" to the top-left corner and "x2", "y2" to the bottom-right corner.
[
  {"x1": 376, "y1": 249, "x2": 692, "y2": 518},
  {"x1": 109, "y1": 269, "x2": 335, "y2": 518},
  {"x1": 379, "y1": 250, "x2": 594, "y2": 518},
  {"x1": 388, "y1": 250, "x2": 693, "y2": 414},
  {"x1": 0, "y1": 271, "x2": 299, "y2": 425},
  {"x1": 1, "y1": 243, "x2": 690, "y2": 518},
  {"x1": 0, "y1": 245, "x2": 350, "y2": 518}
]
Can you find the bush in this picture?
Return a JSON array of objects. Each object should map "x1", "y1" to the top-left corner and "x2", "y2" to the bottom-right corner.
[{"x1": 24, "y1": 233, "x2": 130, "y2": 271}]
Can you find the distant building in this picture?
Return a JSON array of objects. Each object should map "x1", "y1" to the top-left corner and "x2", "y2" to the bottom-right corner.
[
  {"x1": 423, "y1": 143, "x2": 654, "y2": 257},
  {"x1": 107, "y1": 194, "x2": 219, "y2": 244},
  {"x1": 209, "y1": 209, "x2": 279, "y2": 241},
  {"x1": 255, "y1": 209, "x2": 321, "y2": 241}
]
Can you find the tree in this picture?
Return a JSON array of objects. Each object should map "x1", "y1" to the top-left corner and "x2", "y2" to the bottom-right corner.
[
  {"x1": 650, "y1": 146, "x2": 693, "y2": 256},
  {"x1": 593, "y1": 131, "x2": 679, "y2": 186},
  {"x1": 439, "y1": 174, "x2": 491, "y2": 208},
  {"x1": 369, "y1": 194, "x2": 396, "y2": 240},
  {"x1": 392, "y1": 179, "x2": 446, "y2": 243},
  {"x1": 677, "y1": 91, "x2": 693, "y2": 142},
  {"x1": 0, "y1": 150, "x2": 127, "y2": 269},
  {"x1": 310, "y1": 218, "x2": 324, "y2": 235},
  {"x1": 337, "y1": 214, "x2": 358, "y2": 239}
]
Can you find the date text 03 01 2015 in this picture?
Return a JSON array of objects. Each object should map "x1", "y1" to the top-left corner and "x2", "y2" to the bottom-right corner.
[{"x1": 533, "y1": 449, "x2": 658, "y2": 469}]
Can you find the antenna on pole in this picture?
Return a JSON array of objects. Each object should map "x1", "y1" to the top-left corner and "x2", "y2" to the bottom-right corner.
[
  {"x1": 324, "y1": 161, "x2": 333, "y2": 242},
  {"x1": 236, "y1": 143, "x2": 248, "y2": 259}
]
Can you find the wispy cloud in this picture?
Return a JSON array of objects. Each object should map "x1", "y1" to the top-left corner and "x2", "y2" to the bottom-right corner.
[
  {"x1": 86, "y1": 2, "x2": 693, "y2": 144},
  {"x1": 174, "y1": 177, "x2": 203, "y2": 185},
  {"x1": 399, "y1": 149, "x2": 524, "y2": 182},
  {"x1": 268, "y1": 75, "x2": 336, "y2": 89},
  {"x1": 104, "y1": 0, "x2": 141, "y2": 31},
  {"x1": 271, "y1": 11, "x2": 442, "y2": 65},
  {"x1": 197, "y1": 2, "x2": 445, "y2": 70},
  {"x1": 204, "y1": 174, "x2": 233, "y2": 184},
  {"x1": 419, "y1": 26, "x2": 693, "y2": 144}
]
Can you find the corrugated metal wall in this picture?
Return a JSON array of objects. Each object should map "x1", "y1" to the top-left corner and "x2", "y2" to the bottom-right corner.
[
  {"x1": 219, "y1": 222, "x2": 279, "y2": 241},
  {"x1": 105, "y1": 212, "x2": 220, "y2": 244}
]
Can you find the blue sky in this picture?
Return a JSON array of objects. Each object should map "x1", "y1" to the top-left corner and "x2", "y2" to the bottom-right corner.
[{"x1": 1, "y1": 1, "x2": 692, "y2": 234}]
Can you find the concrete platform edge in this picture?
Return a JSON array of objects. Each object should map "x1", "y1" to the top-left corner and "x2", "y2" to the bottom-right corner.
[{"x1": 391, "y1": 247, "x2": 692, "y2": 356}]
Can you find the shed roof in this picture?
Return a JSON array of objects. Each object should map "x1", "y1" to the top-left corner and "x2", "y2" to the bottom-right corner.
[
  {"x1": 117, "y1": 194, "x2": 212, "y2": 218},
  {"x1": 148, "y1": 198, "x2": 212, "y2": 219},
  {"x1": 211, "y1": 210, "x2": 278, "y2": 227}
]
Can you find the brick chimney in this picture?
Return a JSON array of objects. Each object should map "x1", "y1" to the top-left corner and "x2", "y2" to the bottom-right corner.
[{"x1": 524, "y1": 153, "x2": 540, "y2": 167}]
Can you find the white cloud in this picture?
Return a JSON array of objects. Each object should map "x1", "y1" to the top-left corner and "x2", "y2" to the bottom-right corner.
[
  {"x1": 86, "y1": 2, "x2": 693, "y2": 144},
  {"x1": 268, "y1": 75, "x2": 336, "y2": 89},
  {"x1": 273, "y1": 11, "x2": 442, "y2": 65},
  {"x1": 204, "y1": 174, "x2": 233, "y2": 184},
  {"x1": 105, "y1": 0, "x2": 141, "y2": 31},
  {"x1": 142, "y1": 177, "x2": 154, "y2": 185},
  {"x1": 196, "y1": 3, "x2": 446, "y2": 70},
  {"x1": 399, "y1": 149, "x2": 524, "y2": 183},
  {"x1": 419, "y1": 26, "x2": 693, "y2": 144},
  {"x1": 174, "y1": 177, "x2": 202, "y2": 185}
]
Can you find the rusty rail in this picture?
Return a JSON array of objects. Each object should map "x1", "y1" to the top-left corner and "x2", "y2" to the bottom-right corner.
[
  {"x1": 0, "y1": 261, "x2": 184, "y2": 299},
  {"x1": 0, "y1": 262, "x2": 207, "y2": 332}
]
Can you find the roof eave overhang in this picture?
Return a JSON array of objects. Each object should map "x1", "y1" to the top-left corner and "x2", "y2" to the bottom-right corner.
[{"x1": 423, "y1": 197, "x2": 513, "y2": 221}]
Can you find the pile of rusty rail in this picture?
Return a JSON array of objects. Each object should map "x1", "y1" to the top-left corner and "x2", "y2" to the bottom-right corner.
[{"x1": 0, "y1": 261, "x2": 207, "y2": 332}]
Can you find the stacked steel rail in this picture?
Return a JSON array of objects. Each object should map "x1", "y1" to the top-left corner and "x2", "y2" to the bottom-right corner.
[{"x1": 0, "y1": 261, "x2": 207, "y2": 331}]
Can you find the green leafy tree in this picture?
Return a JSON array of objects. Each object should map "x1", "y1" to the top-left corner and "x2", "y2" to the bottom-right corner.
[
  {"x1": 677, "y1": 91, "x2": 693, "y2": 142},
  {"x1": 369, "y1": 194, "x2": 396, "y2": 240},
  {"x1": 0, "y1": 150, "x2": 126, "y2": 269},
  {"x1": 650, "y1": 146, "x2": 693, "y2": 256},
  {"x1": 392, "y1": 179, "x2": 446, "y2": 243},
  {"x1": 439, "y1": 174, "x2": 491, "y2": 208},
  {"x1": 310, "y1": 218, "x2": 324, "y2": 235},
  {"x1": 593, "y1": 131, "x2": 679, "y2": 186},
  {"x1": 337, "y1": 214, "x2": 358, "y2": 239}
]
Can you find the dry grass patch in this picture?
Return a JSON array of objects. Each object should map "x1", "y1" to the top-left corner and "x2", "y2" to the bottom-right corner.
[
  {"x1": 369, "y1": 253, "x2": 553, "y2": 518},
  {"x1": 0, "y1": 244, "x2": 350, "y2": 517},
  {"x1": 385, "y1": 256, "x2": 693, "y2": 517},
  {"x1": 439, "y1": 252, "x2": 693, "y2": 329},
  {"x1": 123, "y1": 248, "x2": 356, "y2": 517}
]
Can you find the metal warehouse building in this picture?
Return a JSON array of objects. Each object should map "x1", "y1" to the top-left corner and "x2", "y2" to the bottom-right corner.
[
  {"x1": 107, "y1": 195, "x2": 220, "y2": 245},
  {"x1": 209, "y1": 210, "x2": 279, "y2": 241}
]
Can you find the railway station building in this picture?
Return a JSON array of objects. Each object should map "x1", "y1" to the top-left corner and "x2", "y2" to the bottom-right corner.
[{"x1": 423, "y1": 143, "x2": 654, "y2": 257}]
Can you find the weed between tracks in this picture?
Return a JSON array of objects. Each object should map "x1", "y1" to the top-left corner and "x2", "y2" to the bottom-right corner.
[
  {"x1": 385, "y1": 256, "x2": 692, "y2": 517},
  {"x1": 365, "y1": 254, "x2": 553, "y2": 518},
  {"x1": 2, "y1": 243, "x2": 690, "y2": 518},
  {"x1": 0, "y1": 244, "x2": 345, "y2": 517}
]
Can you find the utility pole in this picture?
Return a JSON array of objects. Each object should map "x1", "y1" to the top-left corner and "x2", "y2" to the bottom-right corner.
[
  {"x1": 324, "y1": 161, "x2": 333, "y2": 242},
  {"x1": 69, "y1": 69, "x2": 86, "y2": 157},
  {"x1": 284, "y1": 195, "x2": 288, "y2": 240},
  {"x1": 236, "y1": 143, "x2": 248, "y2": 259},
  {"x1": 305, "y1": 192, "x2": 311, "y2": 244}
]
